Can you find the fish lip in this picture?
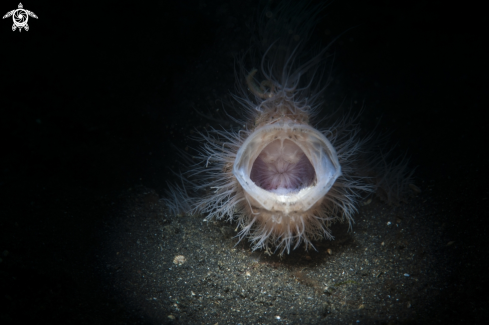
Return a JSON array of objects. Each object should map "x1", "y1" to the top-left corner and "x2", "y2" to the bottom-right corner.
[{"x1": 233, "y1": 121, "x2": 342, "y2": 214}]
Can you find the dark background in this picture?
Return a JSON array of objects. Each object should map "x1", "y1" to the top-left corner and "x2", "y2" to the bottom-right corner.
[{"x1": 1, "y1": 0, "x2": 487, "y2": 324}]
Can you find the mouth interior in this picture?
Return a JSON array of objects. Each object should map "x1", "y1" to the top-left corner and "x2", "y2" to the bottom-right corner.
[{"x1": 250, "y1": 139, "x2": 316, "y2": 195}]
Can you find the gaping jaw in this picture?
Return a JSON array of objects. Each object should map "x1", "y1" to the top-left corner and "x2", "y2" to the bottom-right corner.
[{"x1": 233, "y1": 120, "x2": 342, "y2": 215}]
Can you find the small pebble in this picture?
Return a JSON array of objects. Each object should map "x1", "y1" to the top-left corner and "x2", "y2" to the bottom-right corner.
[{"x1": 173, "y1": 255, "x2": 186, "y2": 265}]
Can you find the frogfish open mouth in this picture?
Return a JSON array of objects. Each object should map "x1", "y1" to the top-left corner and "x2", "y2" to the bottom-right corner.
[{"x1": 163, "y1": 0, "x2": 413, "y2": 255}]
